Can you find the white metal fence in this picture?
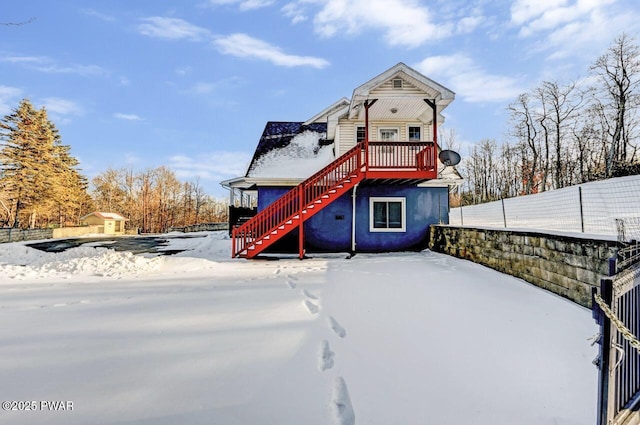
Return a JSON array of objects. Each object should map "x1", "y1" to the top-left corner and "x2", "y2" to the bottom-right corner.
[{"x1": 450, "y1": 175, "x2": 640, "y2": 237}]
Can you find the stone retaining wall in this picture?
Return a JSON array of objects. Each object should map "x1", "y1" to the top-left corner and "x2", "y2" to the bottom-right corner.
[
  {"x1": 0, "y1": 228, "x2": 53, "y2": 243},
  {"x1": 429, "y1": 225, "x2": 618, "y2": 307},
  {"x1": 169, "y1": 223, "x2": 228, "y2": 233}
]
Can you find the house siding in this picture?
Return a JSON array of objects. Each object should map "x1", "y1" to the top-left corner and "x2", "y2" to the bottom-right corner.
[
  {"x1": 257, "y1": 185, "x2": 449, "y2": 253},
  {"x1": 336, "y1": 119, "x2": 434, "y2": 156},
  {"x1": 352, "y1": 185, "x2": 448, "y2": 252}
]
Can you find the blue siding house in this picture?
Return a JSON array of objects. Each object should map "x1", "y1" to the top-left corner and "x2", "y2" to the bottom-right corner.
[{"x1": 222, "y1": 63, "x2": 461, "y2": 258}]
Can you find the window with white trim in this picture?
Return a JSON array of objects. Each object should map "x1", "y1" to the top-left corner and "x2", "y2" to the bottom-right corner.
[
  {"x1": 379, "y1": 128, "x2": 399, "y2": 141},
  {"x1": 356, "y1": 126, "x2": 365, "y2": 143},
  {"x1": 408, "y1": 126, "x2": 421, "y2": 141},
  {"x1": 370, "y1": 197, "x2": 406, "y2": 232}
]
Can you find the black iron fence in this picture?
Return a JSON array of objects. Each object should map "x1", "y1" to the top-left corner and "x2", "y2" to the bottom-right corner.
[{"x1": 593, "y1": 217, "x2": 640, "y2": 425}]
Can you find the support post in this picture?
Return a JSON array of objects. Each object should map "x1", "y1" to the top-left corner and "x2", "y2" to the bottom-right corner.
[
  {"x1": 298, "y1": 184, "x2": 304, "y2": 259},
  {"x1": 578, "y1": 186, "x2": 585, "y2": 233},
  {"x1": 501, "y1": 198, "x2": 507, "y2": 228},
  {"x1": 424, "y1": 99, "x2": 438, "y2": 154},
  {"x1": 364, "y1": 99, "x2": 377, "y2": 173},
  {"x1": 595, "y1": 277, "x2": 614, "y2": 425}
]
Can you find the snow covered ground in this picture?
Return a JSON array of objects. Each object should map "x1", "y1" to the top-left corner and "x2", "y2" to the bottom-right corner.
[{"x1": 0, "y1": 232, "x2": 597, "y2": 425}]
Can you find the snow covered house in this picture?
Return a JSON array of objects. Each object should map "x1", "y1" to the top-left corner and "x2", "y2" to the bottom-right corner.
[
  {"x1": 80, "y1": 212, "x2": 128, "y2": 235},
  {"x1": 222, "y1": 62, "x2": 461, "y2": 258}
]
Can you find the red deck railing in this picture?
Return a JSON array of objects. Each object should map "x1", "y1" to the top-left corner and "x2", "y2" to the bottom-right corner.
[{"x1": 368, "y1": 141, "x2": 435, "y2": 170}]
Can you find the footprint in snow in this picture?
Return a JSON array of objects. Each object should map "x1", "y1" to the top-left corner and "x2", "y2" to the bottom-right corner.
[
  {"x1": 302, "y1": 289, "x2": 318, "y2": 300},
  {"x1": 287, "y1": 276, "x2": 298, "y2": 289},
  {"x1": 331, "y1": 377, "x2": 355, "y2": 425},
  {"x1": 329, "y1": 316, "x2": 346, "y2": 338},
  {"x1": 303, "y1": 299, "x2": 320, "y2": 315},
  {"x1": 319, "y1": 340, "x2": 335, "y2": 371}
]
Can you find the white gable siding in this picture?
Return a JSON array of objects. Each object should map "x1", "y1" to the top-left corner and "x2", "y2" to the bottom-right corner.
[
  {"x1": 369, "y1": 78, "x2": 425, "y2": 98},
  {"x1": 337, "y1": 119, "x2": 356, "y2": 156}
]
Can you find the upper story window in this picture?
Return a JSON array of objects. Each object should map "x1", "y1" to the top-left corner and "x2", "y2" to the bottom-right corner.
[
  {"x1": 392, "y1": 78, "x2": 403, "y2": 89},
  {"x1": 408, "y1": 126, "x2": 421, "y2": 141},
  {"x1": 370, "y1": 197, "x2": 406, "y2": 232},
  {"x1": 356, "y1": 126, "x2": 365, "y2": 143},
  {"x1": 379, "y1": 128, "x2": 399, "y2": 141}
]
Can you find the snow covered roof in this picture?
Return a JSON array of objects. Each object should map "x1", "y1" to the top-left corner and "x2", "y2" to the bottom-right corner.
[
  {"x1": 244, "y1": 121, "x2": 333, "y2": 179},
  {"x1": 81, "y1": 212, "x2": 128, "y2": 221}
]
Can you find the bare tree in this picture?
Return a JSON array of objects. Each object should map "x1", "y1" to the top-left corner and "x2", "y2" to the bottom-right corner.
[
  {"x1": 590, "y1": 32, "x2": 640, "y2": 176},
  {"x1": 508, "y1": 93, "x2": 540, "y2": 194}
]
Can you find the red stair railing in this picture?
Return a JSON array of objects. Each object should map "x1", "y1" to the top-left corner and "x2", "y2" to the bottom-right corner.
[
  {"x1": 416, "y1": 142, "x2": 436, "y2": 171},
  {"x1": 232, "y1": 143, "x2": 365, "y2": 258}
]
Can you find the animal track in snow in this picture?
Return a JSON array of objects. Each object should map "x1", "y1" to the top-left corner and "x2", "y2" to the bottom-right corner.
[
  {"x1": 328, "y1": 316, "x2": 346, "y2": 338},
  {"x1": 318, "y1": 340, "x2": 335, "y2": 371},
  {"x1": 331, "y1": 377, "x2": 355, "y2": 425},
  {"x1": 302, "y1": 289, "x2": 318, "y2": 300},
  {"x1": 303, "y1": 299, "x2": 320, "y2": 315},
  {"x1": 286, "y1": 279, "x2": 297, "y2": 289}
]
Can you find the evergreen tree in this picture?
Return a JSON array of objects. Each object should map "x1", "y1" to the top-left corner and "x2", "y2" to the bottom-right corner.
[
  {"x1": 0, "y1": 99, "x2": 43, "y2": 227},
  {"x1": 0, "y1": 99, "x2": 92, "y2": 228}
]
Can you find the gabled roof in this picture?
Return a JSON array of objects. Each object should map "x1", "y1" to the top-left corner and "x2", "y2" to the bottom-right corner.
[
  {"x1": 81, "y1": 212, "x2": 128, "y2": 221},
  {"x1": 303, "y1": 97, "x2": 350, "y2": 126},
  {"x1": 348, "y1": 62, "x2": 455, "y2": 122},
  {"x1": 351, "y1": 62, "x2": 455, "y2": 103}
]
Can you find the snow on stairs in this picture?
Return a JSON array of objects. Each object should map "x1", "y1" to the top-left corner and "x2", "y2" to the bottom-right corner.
[{"x1": 232, "y1": 144, "x2": 365, "y2": 258}]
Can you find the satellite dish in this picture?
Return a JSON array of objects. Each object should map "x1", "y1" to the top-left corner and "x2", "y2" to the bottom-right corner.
[{"x1": 438, "y1": 150, "x2": 461, "y2": 166}]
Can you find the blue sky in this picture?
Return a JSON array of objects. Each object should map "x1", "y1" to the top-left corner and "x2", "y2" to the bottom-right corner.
[{"x1": 2, "y1": 0, "x2": 639, "y2": 198}]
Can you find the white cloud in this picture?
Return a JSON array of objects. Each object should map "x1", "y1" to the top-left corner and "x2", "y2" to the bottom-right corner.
[
  {"x1": 190, "y1": 82, "x2": 217, "y2": 94},
  {"x1": 510, "y1": 0, "x2": 570, "y2": 26},
  {"x1": 282, "y1": 2, "x2": 308, "y2": 24},
  {"x1": 415, "y1": 54, "x2": 524, "y2": 103},
  {"x1": 213, "y1": 33, "x2": 330, "y2": 68},
  {"x1": 40, "y1": 97, "x2": 84, "y2": 116},
  {"x1": 2, "y1": 55, "x2": 47, "y2": 64},
  {"x1": 513, "y1": 0, "x2": 615, "y2": 37},
  {"x1": 0, "y1": 85, "x2": 23, "y2": 116},
  {"x1": 37, "y1": 64, "x2": 108, "y2": 77},
  {"x1": 125, "y1": 153, "x2": 141, "y2": 165},
  {"x1": 508, "y1": 0, "x2": 640, "y2": 61},
  {"x1": 456, "y1": 15, "x2": 484, "y2": 34},
  {"x1": 168, "y1": 151, "x2": 251, "y2": 181},
  {"x1": 175, "y1": 66, "x2": 192, "y2": 76},
  {"x1": 114, "y1": 113, "x2": 143, "y2": 121},
  {"x1": 137, "y1": 17, "x2": 213, "y2": 42},
  {"x1": 81, "y1": 8, "x2": 116, "y2": 22},
  {"x1": 206, "y1": 0, "x2": 275, "y2": 11},
  {"x1": 1, "y1": 55, "x2": 108, "y2": 77},
  {"x1": 285, "y1": 0, "x2": 451, "y2": 48}
]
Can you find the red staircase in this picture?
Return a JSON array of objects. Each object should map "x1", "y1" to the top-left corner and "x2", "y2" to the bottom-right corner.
[{"x1": 231, "y1": 141, "x2": 436, "y2": 258}]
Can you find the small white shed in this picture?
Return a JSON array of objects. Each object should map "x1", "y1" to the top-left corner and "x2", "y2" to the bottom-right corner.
[{"x1": 80, "y1": 212, "x2": 128, "y2": 235}]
